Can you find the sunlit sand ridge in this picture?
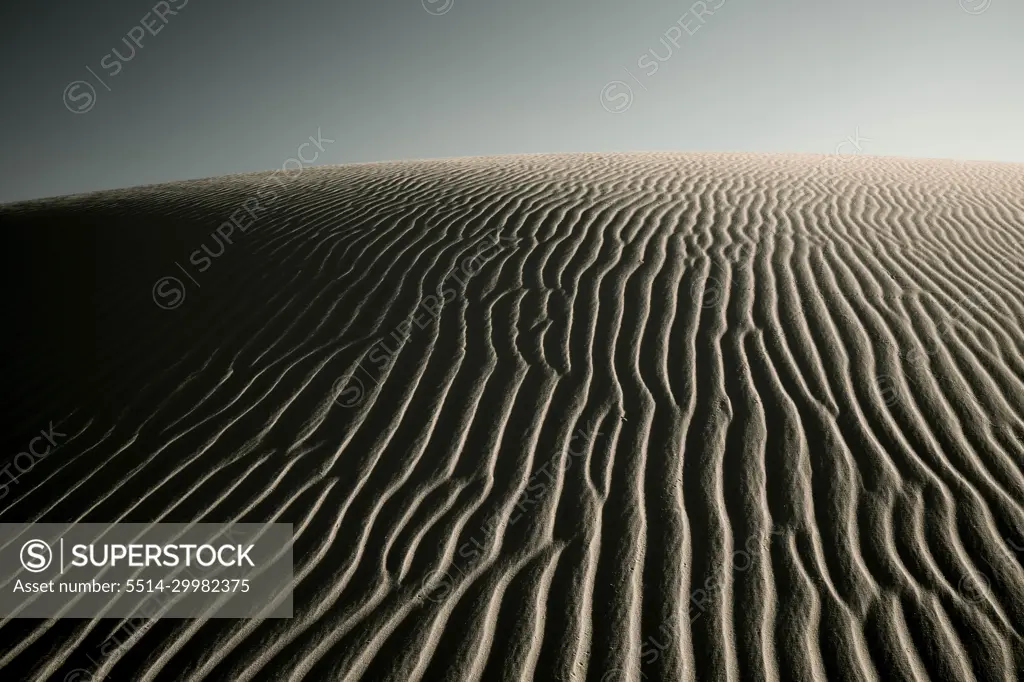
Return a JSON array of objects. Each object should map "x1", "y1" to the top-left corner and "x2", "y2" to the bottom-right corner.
[{"x1": 1, "y1": 152, "x2": 1023, "y2": 681}]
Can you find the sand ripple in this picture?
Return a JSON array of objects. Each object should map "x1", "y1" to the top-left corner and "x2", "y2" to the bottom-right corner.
[{"x1": 1, "y1": 152, "x2": 1023, "y2": 681}]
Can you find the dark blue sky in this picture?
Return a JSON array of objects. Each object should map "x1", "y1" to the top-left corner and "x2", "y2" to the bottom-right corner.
[{"x1": 1, "y1": 0, "x2": 1021, "y2": 204}]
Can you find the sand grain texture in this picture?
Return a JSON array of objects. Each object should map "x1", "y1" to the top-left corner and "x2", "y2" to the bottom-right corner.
[{"x1": 1, "y1": 152, "x2": 1024, "y2": 681}]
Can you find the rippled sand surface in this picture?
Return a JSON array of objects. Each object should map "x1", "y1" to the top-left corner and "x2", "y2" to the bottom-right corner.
[{"x1": 2, "y1": 152, "x2": 1023, "y2": 681}]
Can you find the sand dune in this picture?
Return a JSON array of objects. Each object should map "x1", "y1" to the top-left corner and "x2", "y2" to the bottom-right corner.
[{"x1": 2, "y1": 152, "x2": 1023, "y2": 681}]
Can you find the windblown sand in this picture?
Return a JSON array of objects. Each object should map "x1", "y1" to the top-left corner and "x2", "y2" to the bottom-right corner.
[{"x1": 2, "y1": 152, "x2": 1023, "y2": 681}]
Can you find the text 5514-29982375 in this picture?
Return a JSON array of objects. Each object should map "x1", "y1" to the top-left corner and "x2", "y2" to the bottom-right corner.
[{"x1": 125, "y1": 578, "x2": 250, "y2": 593}]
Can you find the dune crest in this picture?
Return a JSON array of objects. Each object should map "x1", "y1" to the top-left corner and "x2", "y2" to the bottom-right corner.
[{"x1": 1, "y1": 152, "x2": 1023, "y2": 681}]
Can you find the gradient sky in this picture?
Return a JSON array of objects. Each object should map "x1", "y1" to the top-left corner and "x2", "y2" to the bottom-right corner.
[{"x1": 0, "y1": 0, "x2": 1021, "y2": 204}]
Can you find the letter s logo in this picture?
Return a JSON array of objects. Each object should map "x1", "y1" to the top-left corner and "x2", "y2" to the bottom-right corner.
[{"x1": 63, "y1": 81, "x2": 97, "y2": 114}]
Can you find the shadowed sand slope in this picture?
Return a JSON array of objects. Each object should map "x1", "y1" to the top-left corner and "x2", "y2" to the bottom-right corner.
[{"x1": 2, "y1": 152, "x2": 1024, "y2": 681}]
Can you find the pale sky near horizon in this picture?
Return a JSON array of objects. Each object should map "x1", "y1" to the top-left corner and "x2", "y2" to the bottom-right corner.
[{"x1": 0, "y1": 0, "x2": 1021, "y2": 204}]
